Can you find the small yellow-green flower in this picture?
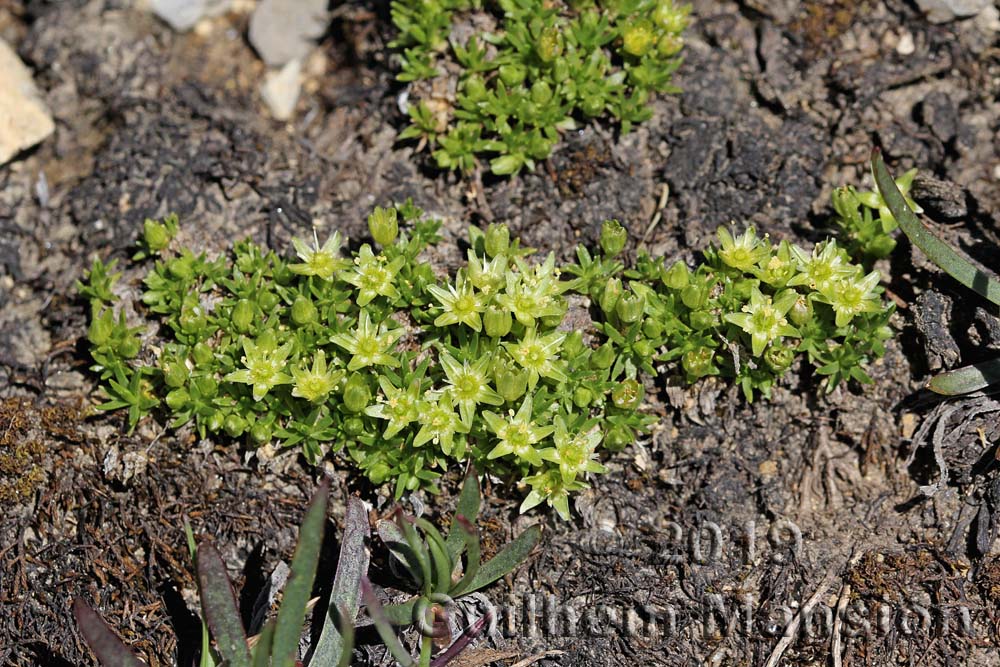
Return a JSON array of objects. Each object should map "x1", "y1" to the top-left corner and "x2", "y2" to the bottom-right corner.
[
  {"x1": 427, "y1": 275, "x2": 486, "y2": 331},
  {"x1": 340, "y1": 245, "x2": 405, "y2": 306},
  {"x1": 717, "y1": 226, "x2": 770, "y2": 272},
  {"x1": 519, "y1": 469, "x2": 588, "y2": 521},
  {"x1": 483, "y1": 396, "x2": 554, "y2": 467},
  {"x1": 289, "y1": 230, "x2": 350, "y2": 280},
  {"x1": 365, "y1": 377, "x2": 423, "y2": 438},
  {"x1": 330, "y1": 312, "x2": 403, "y2": 371},
  {"x1": 815, "y1": 269, "x2": 883, "y2": 327},
  {"x1": 413, "y1": 392, "x2": 468, "y2": 457},
  {"x1": 725, "y1": 287, "x2": 800, "y2": 356},
  {"x1": 225, "y1": 333, "x2": 294, "y2": 401},
  {"x1": 291, "y1": 350, "x2": 343, "y2": 403},
  {"x1": 503, "y1": 328, "x2": 567, "y2": 390},
  {"x1": 540, "y1": 417, "x2": 607, "y2": 484},
  {"x1": 439, "y1": 352, "x2": 504, "y2": 426}
]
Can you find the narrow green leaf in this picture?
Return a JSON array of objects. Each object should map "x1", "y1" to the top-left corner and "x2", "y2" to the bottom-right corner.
[
  {"x1": 445, "y1": 469, "x2": 480, "y2": 562},
  {"x1": 416, "y1": 518, "x2": 454, "y2": 594},
  {"x1": 872, "y1": 150, "x2": 1000, "y2": 306},
  {"x1": 310, "y1": 496, "x2": 369, "y2": 667},
  {"x1": 377, "y1": 518, "x2": 423, "y2": 588},
  {"x1": 381, "y1": 598, "x2": 418, "y2": 626},
  {"x1": 399, "y1": 515, "x2": 433, "y2": 595},
  {"x1": 272, "y1": 479, "x2": 330, "y2": 667},
  {"x1": 73, "y1": 598, "x2": 146, "y2": 667},
  {"x1": 196, "y1": 543, "x2": 251, "y2": 667},
  {"x1": 464, "y1": 525, "x2": 541, "y2": 594},
  {"x1": 928, "y1": 359, "x2": 1000, "y2": 395},
  {"x1": 447, "y1": 517, "x2": 480, "y2": 597},
  {"x1": 251, "y1": 621, "x2": 274, "y2": 667},
  {"x1": 361, "y1": 578, "x2": 416, "y2": 667}
]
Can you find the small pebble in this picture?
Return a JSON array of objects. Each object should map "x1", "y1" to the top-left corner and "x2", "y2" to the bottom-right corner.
[
  {"x1": 261, "y1": 59, "x2": 302, "y2": 121},
  {"x1": 896, "y1": 30, "x2": 915, "y2": 55}
]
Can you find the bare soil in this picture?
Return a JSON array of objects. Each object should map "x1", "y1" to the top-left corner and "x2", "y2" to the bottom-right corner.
[{"x1": 2, "y1": 0, "x2": 1000, "y2": 665}]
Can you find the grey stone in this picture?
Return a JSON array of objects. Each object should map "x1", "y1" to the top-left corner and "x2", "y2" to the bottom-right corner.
[
  {"x1": 0, "y1": 38, "x2": 55, "y2": 165},
  {"x1": 249, "y1": 0, "x2": 329, "y2": 67},
  {"x1": 915, "y1": 0, "x2": 991, "y2": 23},
  {"x1": 150, "y1": 0, "x2": 231, "y2": 32},
  {"x1": 260, "y1": 58, "x2": 302, "y2": 120}
]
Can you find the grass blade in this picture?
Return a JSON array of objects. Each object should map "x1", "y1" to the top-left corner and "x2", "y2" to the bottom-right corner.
[
  {"x1": 447, "y1": 517, "x2": 480, "y2": 597},
  {"x1": 250, "y1": 621, "x2": 274, "y2": 667},
  {"x1": 310, "y1": 496, "x2": 369, "y2": 667},
  {"x1": 464, "y1": 525, "x2": 541, "y2": 594},
  {"x1": 196, "y1": 543, "x2": 251, "y2": 667},
  {"x1": 927, "y1": 359, "x2": 1000, "y2": 395},
  {"x1": 272, "y1": 479, "x2": 330, "y2": 667},
  {"x1": 73, "y1": 598, "x2": 146, "y2": 667},
  {"x1": 872, "y1": 150, "x2": 1000, "y2": 305}
]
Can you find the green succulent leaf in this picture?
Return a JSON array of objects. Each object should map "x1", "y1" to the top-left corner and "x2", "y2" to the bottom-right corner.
[{"x1": 926, "y1": 359, "x2": 1000, "y2": 396}]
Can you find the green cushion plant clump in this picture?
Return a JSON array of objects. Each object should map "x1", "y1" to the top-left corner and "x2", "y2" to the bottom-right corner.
[
  {"x1": 79, "y1": 204, "x2": 892, "y2": 519},
  {"x1": 391, "y1": 0, "x2": 690, "y2": 174}
]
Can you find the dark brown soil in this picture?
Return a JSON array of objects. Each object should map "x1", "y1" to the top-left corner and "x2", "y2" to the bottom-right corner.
[{"x1": 2, "y1": 0, "x2": 1000, "y2": 665}]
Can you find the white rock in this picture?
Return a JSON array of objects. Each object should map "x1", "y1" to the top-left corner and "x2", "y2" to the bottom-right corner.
[
  {"x1": 260, "y1": 58, "x2": 302, "y2": 120},
  {"x1": 896, "y1": 30, "x2": 916, "y2": 55},
  {"x1": 915, "y1": 0, "x2": 991, "y2": 23},
  {"x1": 0, "y1": 39, "x2": 55, "y2": 166},
  {"x1": 249, "y1": 0, "x2": 329, "y2": 67},
  {"x1": 150, "y1": 0, "x2": 231, "y2": 32}
]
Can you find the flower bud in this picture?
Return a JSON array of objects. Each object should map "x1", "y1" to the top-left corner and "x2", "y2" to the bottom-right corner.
[
  {"x1": 634, "y1": 339, "x2": 655, "y2": 359},
  {"x1": 162, "y1": 360, "x2": 189, "y2": 388},
  {"x1": 224, "y1": 413, "x2": 246, "y2": 438},
  {"x1": 179, "y1": 299, "x2": 206, "y2": 334},
  {"x1": 657, "y1": 33, "x2": 683, "y2": 57},
  {"x1": 484, "y1": 223, "x2": 510, "y2": 258},
  {"x1": 368, "y1": 206, "x2": 399, "y2": 246},
  {"x1": 343, "y1": 374, "x2": 371, "y2": 413},
  {"x1": 689, "y1": 310, "x2": 716, "y2": 331},
  {"x1": 788, "y1": 295, "x2": 813, "y2": 327},
  {"x1": 599, "y1": 277, "x2": 623, "y2": 315},
  {"x1": 368, "y1": 462, "x2": 390, "y2": 484},
  {"x1": 612, "y1": 378, "x2": 644, "y2": 409},
  {"x1": 232, "y1": 298, "x2": 254, "y2": 333},
  {"x1": 600, "y1": 219, "x2": 627, "y2": 257},
  {"x1": 249, "y1": 422, "x2": 272, "y2": 445},
  {"x1": 536, "y1": 26, "x2": 562, "y2": 63},
  {"x1": 653, "y1": 1, "x2": 689, "y2": 32},
  {"x1": 194, "y1": 376, "x2": 218, "y2": 398},
  {"x1": 831, "y1": 186, "x2": 861, "y2": 225},
  {"x1": 168, "y1": 255, "x2": 194, "y2": 281},
  {"x1": 463, "y1": 75, "x2": 487, "y2": 101},
  {"x1": 206, "y1": 411, "x2": 225, "y2": 433},
  {"x1": 498, "y1": 64, "x2": 526, "y2": 86},
  {"x1": 88, "y1": 312, "x2": 113, "y2": 346},
  {"x1": 562, "y1": 331, "x2": 585, "y2": 359},
  {"x1": 662, "y1": 261, "x2": 690, "y2": 290},
  {"x1": 495, "y1": 363, "x2": 528, "y2": 402},
  {"x1": 119, "y1": 336, "x2": 141, "y2": 359},
  {"x1": 604, "y1": 424, "x2": 634, "y2": 452},
  {"x1": 615, "y1": 290, "x2": 645, "y2": 323},
  {"x1": 764, "y1": 346, "x2": 795, "y2": 374},
  {"x1": 642, "y1": 318, "x2": 663, "y2": 339},
  {"x1": 484, "y1": 305, "x2": 513, "y2": 338},
  {"x1": 622, "y1": 20, "x2": 655, "y2": 57},
  {"x1": 291, "y1": 296, "x2": 317, "y2": 326},
  {"x1": 573, "y1": 386, "x2": 593, "y2": 408},
  {"x1": 681, "y1": 283, "x2": 708, "y2": 309},
  {"x1": 865, "y1": 235, "x2": 896, "y2": 259},
  {"x1": 591, "y1": 342, "x2": 616, "y2": 369},
  {"x1": 259, "y1": 291, "x2": 280, "y2": 312},
  {"x1": 530, "y1": 80, "x2": 553, "y2": 106},
  {"x1": 344, "y1": 416, "x2": 365, "y2": 436},
  {"x1": 682, "y1": 347, "x2": 716, "y2": 379},
  {"x1": 581, "y1": 95, "x2": 604, "y2": 117},
  {"x1": 551, "y1": 57, "x2": 570, "y2": 83},
  {"x1": 143, "y1": 218, "x2": 172, "y2": 253},
  {"x1": 165, "y1": 388, "x2": 190, "y2": 410},
  {"x1": 193, "y1": 342, "x2": 214, "y2": 366}
]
